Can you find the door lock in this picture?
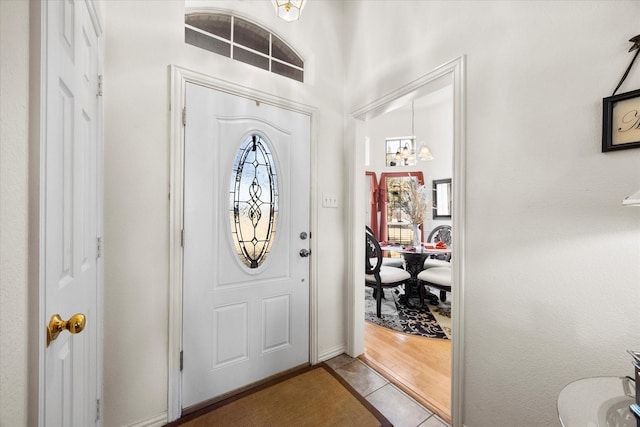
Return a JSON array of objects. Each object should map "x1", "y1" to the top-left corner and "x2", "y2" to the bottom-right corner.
[
  {"x1": 299, "y1": 249, "x2": 311, "y2": 258},
  {"x1": 46, "y1": 313, "x2": 86, "y2": 347},
  {"x1": 299, "y1": 232, "x2": 308, "y2": 240}
]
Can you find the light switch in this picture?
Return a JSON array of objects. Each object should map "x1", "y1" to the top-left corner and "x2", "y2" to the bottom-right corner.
[{"x1": 322, "y1": 193, "x2": 338, "y2": 208}]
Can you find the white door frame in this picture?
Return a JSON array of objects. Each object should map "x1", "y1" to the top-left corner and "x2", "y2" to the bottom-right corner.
[
  {"x1": 167, "y1": 65, "x2": 319, "y2": 422},
  {"x1": 346, "y1": 56, "x2": 466, "y2": 427},
  {"x1": 35, "y1": 0, "x2": 105, "y2": 424}
]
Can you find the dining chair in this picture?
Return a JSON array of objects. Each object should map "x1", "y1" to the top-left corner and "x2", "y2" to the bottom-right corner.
[
  {"x1": 417, "y1": 265, "x2": 452, "y2": 307},
  {"x1": 365, "y1": 231, "x2": 411, "y2": 318},
  {"x1": 366, "y1": 225, "x2": 404, "y2": 268},
  {"x1": 427, "y1": 225, "x2": 451, "y2": 247},
  {"x1": 423, "y1": 258, "x2": 451, "y2": 269},
  {"x1": 426, "y1": 225, "x2": 452, "y2": 263}
]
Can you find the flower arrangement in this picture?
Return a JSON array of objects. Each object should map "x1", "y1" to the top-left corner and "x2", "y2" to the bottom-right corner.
[{"x1": 399, "y1": 177, "x2": 430, "y2": 225}]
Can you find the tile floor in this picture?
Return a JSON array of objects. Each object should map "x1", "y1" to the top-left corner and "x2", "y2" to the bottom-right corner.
[{"x1": 325, "y1": 354, "x2": 450, "y2": 427}]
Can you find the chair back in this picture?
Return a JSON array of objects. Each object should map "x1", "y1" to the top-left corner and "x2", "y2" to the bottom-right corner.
[
  {"x1": 365, "y1": 225, "x2": 376, "y2": 238},
  {"x1": 427, "y1": 225, "x2": 452, "y2": 246},
  {"x1": 365, "y1": 231, "x2": 383, "y2": 276},
  {"x1": 427, "y1": 225, "x2": 452, "y2": 262}
]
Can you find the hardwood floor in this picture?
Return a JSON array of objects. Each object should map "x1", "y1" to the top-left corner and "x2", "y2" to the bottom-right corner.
[{"x1": 360, "y1": 321, "x2": 451, "y2": 424}]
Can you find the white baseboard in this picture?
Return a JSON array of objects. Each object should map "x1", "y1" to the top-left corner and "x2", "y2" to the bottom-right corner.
[
  {"x1": 318, "y1": 345, "x2": 346, "y2": 362},
  {"x1": 127, "y1": 412, "x2": 167, "y2": 427}
]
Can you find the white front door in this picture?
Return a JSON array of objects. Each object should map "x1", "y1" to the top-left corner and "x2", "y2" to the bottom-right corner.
[
  {"x1": 182, "y1": 83, "x2": 311, "y2": 408},
  {"x1": 41, "y1": 1, "x2": 102, "y2": 425}
]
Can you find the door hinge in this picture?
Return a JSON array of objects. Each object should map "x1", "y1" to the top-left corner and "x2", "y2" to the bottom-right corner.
[
  {"x1": 97, "y1": 74, "x2": 103, "y2": 97},
  {"x1": 180, "y1": 350, "x2": 184, "y2": 371},
  {"x1": 97, "y1": 237, "x2": 103, "y2": 258},
  {"x1": 182, "y1": 107, "x2": 186, "y2": 127},
  {"x1": 96, "y1": 398, "x2": 101, "y2": 421},
  {"x1": 181, "y1": 229, "x2": 184, "y2": 248}
]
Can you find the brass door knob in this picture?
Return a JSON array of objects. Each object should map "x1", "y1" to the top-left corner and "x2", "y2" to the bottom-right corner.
[{"x1": 46, "y1": 313, "x2": 86, "y2": 347}]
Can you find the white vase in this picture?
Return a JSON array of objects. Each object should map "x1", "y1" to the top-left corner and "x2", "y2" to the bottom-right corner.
[{"x1": 412, "y1": 224, "x2": 421, "y2": 248}]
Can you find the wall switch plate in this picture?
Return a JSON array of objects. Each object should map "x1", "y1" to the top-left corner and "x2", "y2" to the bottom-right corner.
[{"x1": 322, "y1": 193, "x2": 338, "y2": 208}]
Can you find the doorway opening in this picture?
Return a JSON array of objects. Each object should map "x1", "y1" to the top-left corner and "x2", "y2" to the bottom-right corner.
[
  {"x1": 347, "y1": 56, "x2": 466, "y2": 427},
  {"x1": 361, "y1": 82, "x2": 454, "y2": 422}
]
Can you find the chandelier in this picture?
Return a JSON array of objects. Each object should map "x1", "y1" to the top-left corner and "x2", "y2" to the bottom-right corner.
[
  {"x1": 272, "y1": 0, "x2": 306, "y2": 22},
  {"x1": 411, "y1": 101, "x2": 434, "y2": 161}
]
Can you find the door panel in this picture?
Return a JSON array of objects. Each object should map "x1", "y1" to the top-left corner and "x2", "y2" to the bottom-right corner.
[
  {"x1": 43, "y1": 1, "x2": 101, "y2": 425},
  {"x1": 212, "y1": 303, "x2": 248, "y2": 367},
  {"x1": 182, "y1": 83, "x2": 310, "y2": 408}
]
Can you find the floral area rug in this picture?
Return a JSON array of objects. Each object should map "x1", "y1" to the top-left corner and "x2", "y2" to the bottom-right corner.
[{"x1": 364, "y1": 287, "x2": 451, "y2": 340}]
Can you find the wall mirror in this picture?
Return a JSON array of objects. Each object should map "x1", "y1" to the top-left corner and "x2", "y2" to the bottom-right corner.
[{"x1": 433, "y1": 178, "x2": 452, "y2": 219}]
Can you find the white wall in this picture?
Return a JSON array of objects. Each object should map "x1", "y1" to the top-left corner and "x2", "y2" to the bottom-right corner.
[
  {"x1": 345, "y1": 1, "x2": 640, "y2": 426},
  {"x1": 0, "y1": 1, "x2": 30, "y2": 426},
  {"x1": 102, "y1": 1, "x2": 346, "y2": 425}
]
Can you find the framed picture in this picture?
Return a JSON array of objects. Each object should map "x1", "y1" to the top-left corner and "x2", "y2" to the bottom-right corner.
[{"x1": 602, "y1": 88, "x2": 640, "y2": 152}]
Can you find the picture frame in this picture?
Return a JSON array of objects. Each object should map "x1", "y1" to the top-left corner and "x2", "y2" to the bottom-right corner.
[{"x1": 602, "y1": 88, "x2": 640, "y2": 152}]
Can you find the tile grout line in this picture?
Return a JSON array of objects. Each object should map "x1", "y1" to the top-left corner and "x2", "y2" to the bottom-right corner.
[
  {"x1": 325, "y1": 354, "x2": 450, "y2": 427},
  {"x1": 357, "y1": 361, "x2": 435, "y2": 427}
]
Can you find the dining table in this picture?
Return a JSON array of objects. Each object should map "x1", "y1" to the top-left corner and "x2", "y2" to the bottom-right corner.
[{"x1": 379, "y1": 243, "x2": 452, "y2": 308}]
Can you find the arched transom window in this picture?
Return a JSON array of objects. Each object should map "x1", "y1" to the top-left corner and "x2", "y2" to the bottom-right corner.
[{"x1": 185, "y1": 12, "x2": 304, "y2": 82}]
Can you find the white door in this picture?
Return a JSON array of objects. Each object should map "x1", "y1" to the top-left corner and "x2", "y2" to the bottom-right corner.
[
  {"x1": 42, "y1": 1, "x2": 102, "y2": 425},
  {"x1": 182, "y1": 83, "x2": 310, "y2": 408}
]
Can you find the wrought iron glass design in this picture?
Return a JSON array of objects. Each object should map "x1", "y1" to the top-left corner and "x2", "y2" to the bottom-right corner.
[{"x1": 230, "y1": 135, "x2": 279, "y2": 269}]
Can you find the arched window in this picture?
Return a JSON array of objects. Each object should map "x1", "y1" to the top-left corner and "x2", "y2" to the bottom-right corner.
[{"x1": 185, "y1": 12, "x2": 304, "y2": 82}]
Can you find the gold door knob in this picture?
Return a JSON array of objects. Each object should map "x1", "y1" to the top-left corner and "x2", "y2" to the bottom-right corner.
[{"x1": 46, "y1": 313, "x2": 86, "y2": 347}]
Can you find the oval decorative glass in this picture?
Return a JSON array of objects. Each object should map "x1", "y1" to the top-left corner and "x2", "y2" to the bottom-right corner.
[{"x1": 229, "y1": 134, "x2": 279, "y2": 269}]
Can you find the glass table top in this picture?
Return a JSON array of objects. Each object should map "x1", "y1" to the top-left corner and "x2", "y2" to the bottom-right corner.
[{"x1": 558, "y1": 376, "x2": 636, "y2": 427}]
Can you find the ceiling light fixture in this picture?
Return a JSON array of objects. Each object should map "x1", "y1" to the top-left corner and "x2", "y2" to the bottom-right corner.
[
  {"x1": 417, "y1": 144, "x2": 434, "y2": 161},
  {"x1": 411, "y1": 101, "x2": 433, "y2": 161},
  {"x1": 402, "y1": 143, "x2": 410, "y2": 157},
  {"x1": 272, "y1": 0, "x2": 306, "y2": 22}
]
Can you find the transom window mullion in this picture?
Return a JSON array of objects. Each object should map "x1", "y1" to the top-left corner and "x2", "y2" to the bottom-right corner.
[
  {"x1": 232, "y1": 42, "x2": 271, "y2": 61},
  {"x1": 269, "y1": 33, "x2": 273, "y2": 72},
  {"x1": 271, "y1": 56, "x2": 304, "y2": 72},
  {"x1": 185, "y1": 24, "x2": 231, "y2": 45},
  {"x1": 230, "y1": 15, "x2": 235, "y2": 59}
]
